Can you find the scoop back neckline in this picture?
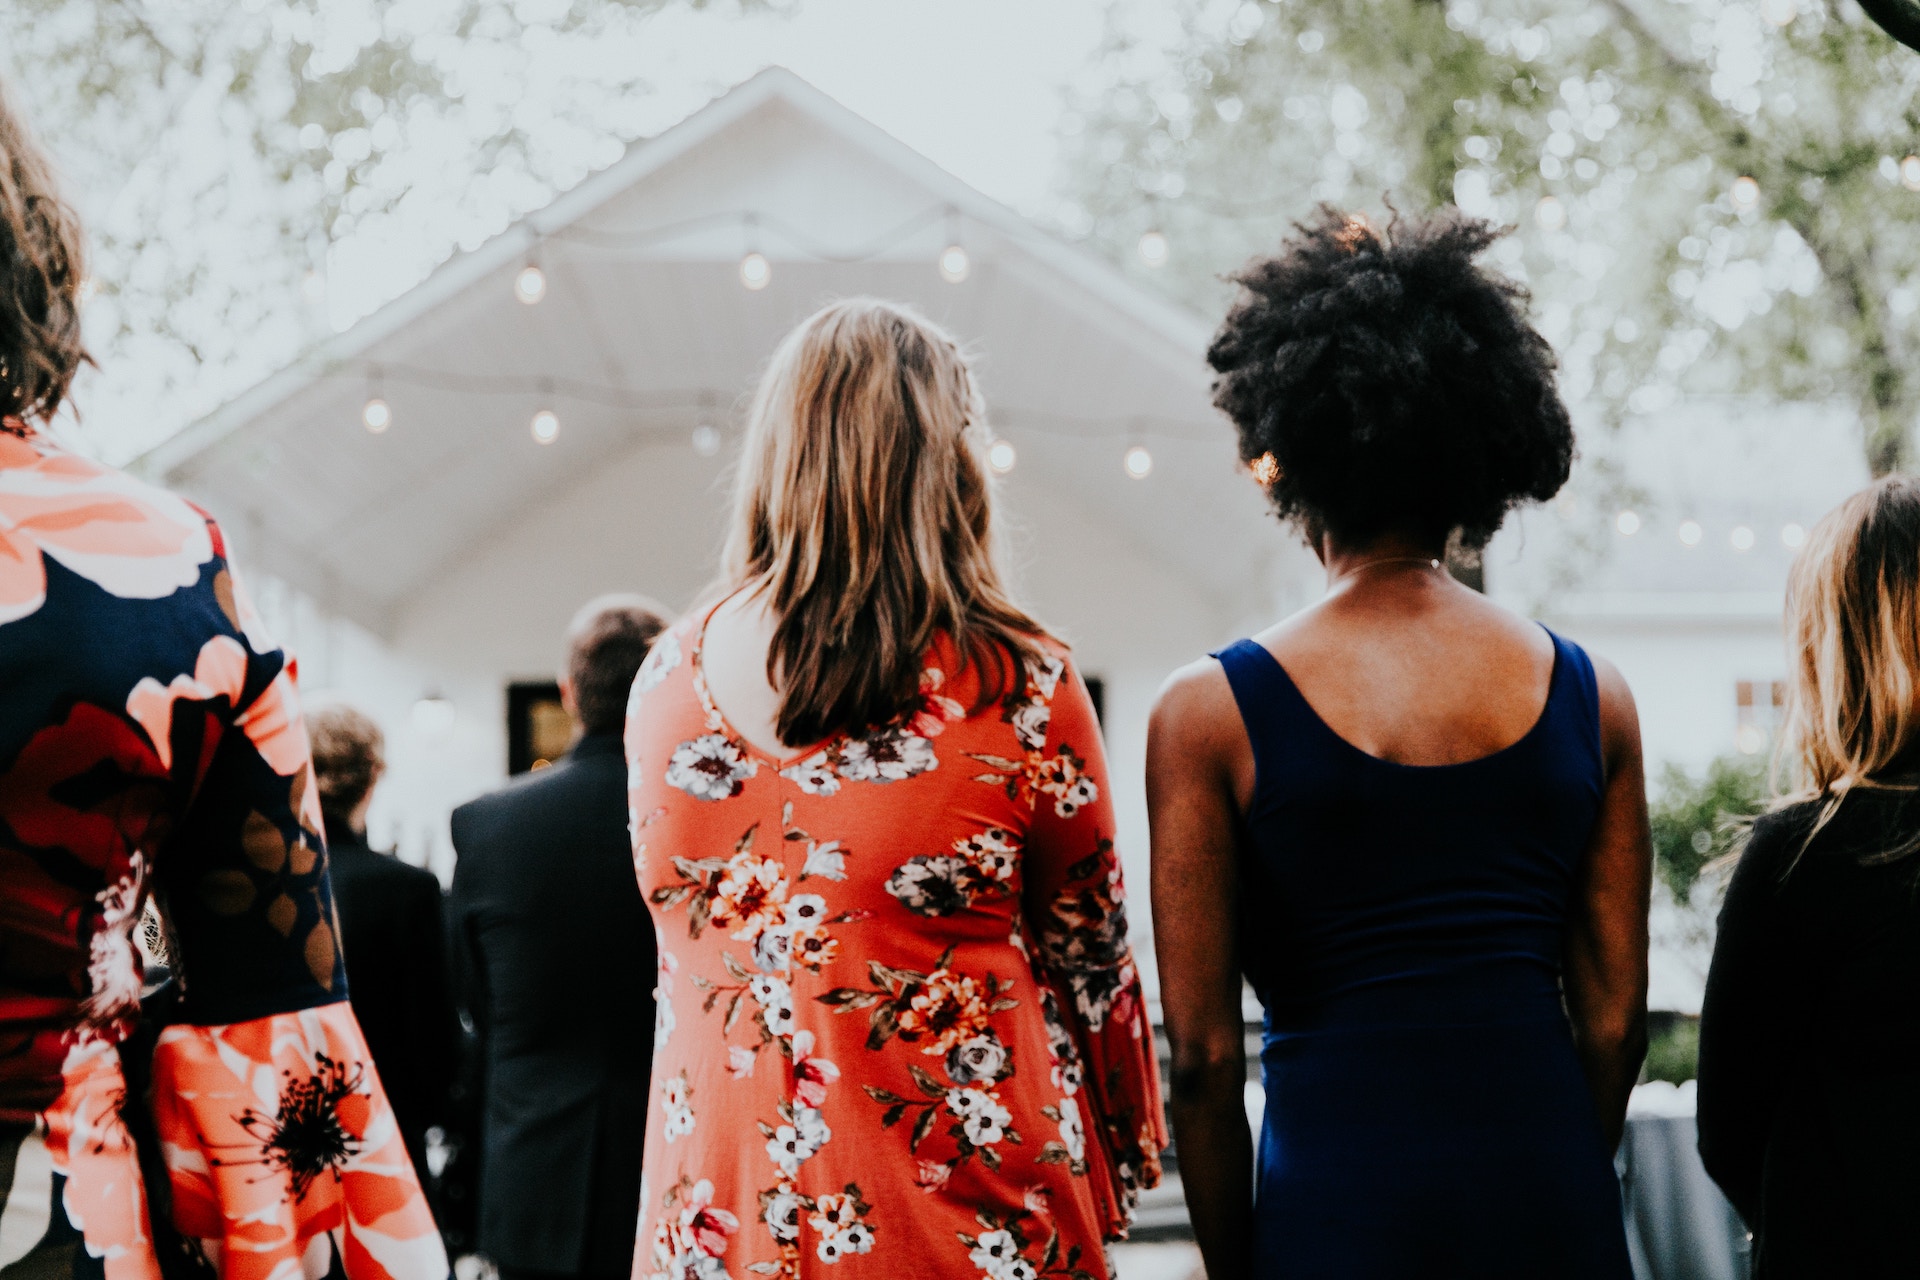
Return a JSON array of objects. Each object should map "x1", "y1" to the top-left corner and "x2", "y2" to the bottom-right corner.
[{"x1": 1242, "y1": 627, "x2": 1563, "y2": 772}]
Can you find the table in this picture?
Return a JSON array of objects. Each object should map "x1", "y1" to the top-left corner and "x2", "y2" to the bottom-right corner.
[{"x1": 1616, "y1": 1084, "x2": 1752, "y2": 1280}]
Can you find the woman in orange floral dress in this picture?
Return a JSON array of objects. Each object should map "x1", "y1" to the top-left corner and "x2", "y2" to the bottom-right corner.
[
  {"x1": 623, "y1": 299, "x2": 1165, "y2": 1280},
  {"x1": 0, "y1": 85, "x2": 443, "y2": 1278}
]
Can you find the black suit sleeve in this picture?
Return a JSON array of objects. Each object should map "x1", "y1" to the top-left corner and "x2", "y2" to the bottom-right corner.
[
  {"x1": 1697, "y1": 815, "x2": 1809, "y2": 1225},
  {"x1": 405, "y1": 875, "x2": 461, "y2": 1129}
]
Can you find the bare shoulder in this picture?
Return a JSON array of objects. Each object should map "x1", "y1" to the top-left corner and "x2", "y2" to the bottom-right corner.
[
  {"x1": 1148, "y1": 656, "x2": 1242, "y2": 756},
  {"x1": 1580, "y1": 646, "x2": 1643, "y2": 763}
]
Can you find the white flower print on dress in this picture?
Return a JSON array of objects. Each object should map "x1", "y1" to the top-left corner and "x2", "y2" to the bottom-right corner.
[
  {"x1": 766, "y1": 1105, "x2": 830, "y2": 1177},
  {"x1": 667, "y1": 733, "x2": 758, "y2": 801},
  {"x1": 729, "y1": 1045, "x2": 758, "y2": 1079},
  {"x1": 661, "y1": 1072, "x2": 696, "y2": 1142},
  {"x1": 969, "y1": 1230, "x2": 1020, "y2": 1276},
  {"x1": 654, "y1": 950, "x2": 679, "y2": 1051},
  {"x1": 753, "y1": 926, "x2": 794, "y2": 974},
  {"x1": 633, "y1": 628, "x2": 682, "y2": 699},
  {"x1": 778, "y1": 753, "x2": 841, "y2": 796},
  {"x1": 836, "y1": 726, "x2": 938, "y2": 783},
  {"x1": 765, "y1": 1188, "x2": 803, "y2": 1243},
  {"x1": 1058, "y1": 1103, "x2": 1086, "y2": 1161},
  {"x1": 801, "y1": 840, "x2": 847, "y2": 881}
]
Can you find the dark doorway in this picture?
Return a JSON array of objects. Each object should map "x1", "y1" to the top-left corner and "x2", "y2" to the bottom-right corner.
[{"x1": 506, "y1": 681, "x2": 572, "y2": 774}]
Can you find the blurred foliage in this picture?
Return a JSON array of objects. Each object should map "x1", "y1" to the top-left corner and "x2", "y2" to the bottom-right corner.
[
  {"x1": 1649, "y1": 752, "x2": 1769, "y2": 899},
  {"x1": 1643, "y1": 1013, "x2": 1700, "y2": 1084},
  {"x1": 0, "y1": 0, "x2": 780, "y2": 459},
  {"x1": 1063, "y1": 0, "x2": 1920, "y2": 473}
]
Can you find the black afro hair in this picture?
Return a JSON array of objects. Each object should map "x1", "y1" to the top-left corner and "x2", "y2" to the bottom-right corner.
[{"x1": 1207, "y1": 205, "x2": 1573, "y2": 550}]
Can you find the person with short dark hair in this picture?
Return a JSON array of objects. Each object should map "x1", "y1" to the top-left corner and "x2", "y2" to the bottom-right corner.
[
  {"x1": 310, "y1": 702, "x2": 459, "y2": 1202},
  {"x1": 449, "y1": 594, "x2": 668, "y2": 1280},
  {"x1": 1148, "y1": 207, "x2": 1650, "y2": 1278}
]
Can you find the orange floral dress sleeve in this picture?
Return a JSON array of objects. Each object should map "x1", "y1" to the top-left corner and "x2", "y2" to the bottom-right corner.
[{"x1": 1018, "y1": 657, "x2": 1167, "y2": 1237}]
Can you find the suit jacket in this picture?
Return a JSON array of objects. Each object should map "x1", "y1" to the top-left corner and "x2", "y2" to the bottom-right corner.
[
  {"x1": 448, "y1": 733, "x2": 656, "y2": 1276},
  {"x1": 325, "y1": 828, "x2": 460, "y2": 1172}
]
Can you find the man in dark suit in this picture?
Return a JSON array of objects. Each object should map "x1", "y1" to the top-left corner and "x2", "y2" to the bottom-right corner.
[
  {"x1": 310, "y1": 704, "x2": 460, "y2": 1188},
  {"x1": 449, "y1": 595, "x2": 667, "y2": 1280}
]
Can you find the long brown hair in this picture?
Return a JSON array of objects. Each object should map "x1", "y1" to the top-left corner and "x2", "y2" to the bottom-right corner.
[
  {"x1": 720, "y1": 298, "x2": 1048, "y2": 746},
  {"x1": 1775, "y1": 475, "x2": 1920, "y2": 860},
  {"x1": 0, "y1": 79, "x2": 89, "y2": 425}
]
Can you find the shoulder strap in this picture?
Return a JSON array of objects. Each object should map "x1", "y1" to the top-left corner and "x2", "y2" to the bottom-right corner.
[
  {"x1": 1209, "y1": 639, "x2": 1308, "y2": 775},
  {"x1": 1543, "y1": 627, "x2": 1604, "y2": 776}
]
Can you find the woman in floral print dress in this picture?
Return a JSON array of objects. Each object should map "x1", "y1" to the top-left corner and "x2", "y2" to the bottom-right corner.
[
  {"x1": 0, "y1": 87, "x2": 442, "y2": 1278},
  {"x1": 623, "y1": 299, "x2": 1165, "y2": 1280}
]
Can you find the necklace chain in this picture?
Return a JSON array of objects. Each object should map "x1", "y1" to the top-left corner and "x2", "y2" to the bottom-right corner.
[{"x1": 1329, "y1": 555, "x2": 1445, "y2": 589}]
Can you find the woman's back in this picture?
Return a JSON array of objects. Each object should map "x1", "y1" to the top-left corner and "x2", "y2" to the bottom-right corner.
[
  {"x1": 1214, "y1": 610, "x2": 1633, "y2": 1277},
  {"x1": 1698, "y1": 793, "x2": 1920, "y2": 1278}
]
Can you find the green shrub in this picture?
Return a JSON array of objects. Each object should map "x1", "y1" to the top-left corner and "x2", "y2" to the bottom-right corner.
[
  {"x1": 1648, "y1": 754, "x2": 1769, "y2": 901},
  {"x1": 1643, "y1": 1015, "x2": 1701, "y2": 1085}
]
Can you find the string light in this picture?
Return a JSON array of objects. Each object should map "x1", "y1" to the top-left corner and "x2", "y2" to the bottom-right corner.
[
  {"x1": 739, "y1": 251, "x2": 772, "y2": 290},
  {"x1": 1678, "y1": 519, "x2": 1703, "y2": 546},
  {"x1": 1761, "y1": 0, "x2": 1797, "y2": 23},
  {"x1": 1781, "y1": 522, "x2": 1807, "y2": 548},
  {"x1": 515, "y1": 263, "x2": 547, "y2": 305},
  {"x1": 939, "y1": 243, "x2": 970, "y2": 284},
  {"x1": 1730, "y1": 524, "x2": 1755, "y2": 551},
  {"x1": 1730, "y1": 176, "x2": 1760, "y2": 211},
  {"x1": 361, "y1": 398, "x2": 391, "y2": 433},
  {"x1": 1615, "y1": 510, "x2": 1640, "y2": 535},
  {"x1": 531, "y1": 408, "x2": 560, "y2": 444},
  {"x1": 987, "y1": 439, "x2": 1017, "y2": 474},
  {"x1": 1250, "y1": 452, "x2": 1279, "y2": 485},
  {"x1": 1535, "y1": 195, "x2": 1567, "y2": 231},
  {"x1": 1735, "y1": 724, "x2": 1767, "y2": 755},
  {"x1": 691, "y1": 423, "x2": 721, "y2": 457},
  {"x1": 1137, "y1": 230, "x2": 1169, "y2": 268},
  {"x1": 1903, "y1": 156, "x2": 1920, "y2": 192},
  {"x1": 1124, "y1": 445, "x2": 1154, "y2": 479}
]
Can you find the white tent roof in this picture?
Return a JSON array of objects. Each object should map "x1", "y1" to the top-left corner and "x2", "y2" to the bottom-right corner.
[{"x1": 141, "y1": 68, "x2": 1285, "y2": 637}]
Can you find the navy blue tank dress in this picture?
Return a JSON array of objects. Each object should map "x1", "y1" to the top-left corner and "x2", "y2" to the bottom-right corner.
[{"x1": 1213, "y1": 630, "x2": 1632, "y2": 1278}]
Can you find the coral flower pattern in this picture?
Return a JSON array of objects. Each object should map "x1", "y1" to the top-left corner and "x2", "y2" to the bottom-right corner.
[
  {"x1": 626, "y1": 606, "x2": 1164, "y2": 1280},
  {"x1": 0, "y1": 419, "x2": 441, "y2": 1277}
]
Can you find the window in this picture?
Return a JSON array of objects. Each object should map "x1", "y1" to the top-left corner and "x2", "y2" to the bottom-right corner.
[{"x1": 1735, "y1": 679, "x2": 1786, "y2": 755}]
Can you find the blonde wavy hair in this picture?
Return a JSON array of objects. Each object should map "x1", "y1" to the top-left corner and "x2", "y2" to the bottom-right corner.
[
  {"x1": 1776, "y1": 475, "x2": 1920, "y2": 858},
  {"x1": 720, "y1": 298, "x2": 1048, "y2": 747}
]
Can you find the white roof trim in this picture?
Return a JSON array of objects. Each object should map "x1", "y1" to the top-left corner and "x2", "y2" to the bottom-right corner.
[{"x1": 137, "y1": 67, "x2": 1214, "y2": 482}]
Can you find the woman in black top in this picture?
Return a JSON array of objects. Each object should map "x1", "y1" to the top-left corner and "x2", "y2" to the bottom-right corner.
[{"x1": 1698, "y1": 475, "x2": 1920, "y2": 1279}]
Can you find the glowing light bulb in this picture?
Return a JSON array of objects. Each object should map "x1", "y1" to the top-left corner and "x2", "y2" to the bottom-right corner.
[
  {"x1": 362, "y1": 398, "x2": 391, "y2": 433},
  {"x1": 1781, "y1": 522, "x2": 1806, "y2": 548},
  {"x1": 1124, "y1": 445, "x2": 1154, "y2": 479},
  {"x1": 531, "y1": 409, "x2": 559, "y2": 444},
  {"x1": 1678, "y1": 519, "x2": 1703, "y2": 547},
  {"x1": 515, "y1": 264, "x2": 546, "y2": 304},
  {"x1": 1615, "y1": 510, "x2": 1640, "y2": 535},
  {"x1": 1534, "y1": 195, "x2": 1566, "y2": 231},
  {"x1": 691, "y1": 424, "x2": 721, "y2": 457},
  {"x1": 1730, "y1": 176, "x2": 1760, "y2": 211},
  {"x1": 739, "y1": 252, "x2": 772, "y2": 291},
  {"x1": 1137, "y1": 230, "x2": 1169, "y2": 268},
  {"x1": 939, "y1": 244, "x2": 970, "y2": 284},
  {"x1": 1730, "y1": 525, "x2": 1755, "y2": 551},
  {"x1": 1735, "y1": 724, "x2": 1767, "y2": 755},
  {"x1": 1761, "y1": 0, "x2": 1797, "y2": 24},
  {"x1": 1251, "y1": 452, "x2": 1280, "y2": 485},
  {"x1": 1904, "y1": 156, "x2": 1920, "y2": 192},
  {"x1": 987, "y1": 439, "x2": 1016, "y2": 474}
]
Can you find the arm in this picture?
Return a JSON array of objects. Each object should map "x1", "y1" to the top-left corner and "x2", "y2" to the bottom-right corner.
[
  {"x1": 1020, "y1": 655, "x2": 1168, "y2": 1240},
  {"x1": 1696, "y1": 815, "x2": 1798, "y2": 1224},
  {"x1": 1145, "y1": 660, "x2": 1254, "y2": 1280},
  {"x1": 406, "y1": 874, "x2": 461, "y2": 1131},
  {"x1": 144, "y1": 533, "x2": 446, "y2": 1277},
  {"x1": 1562, "y1": 655, "x2": 1652, "y2": 1152}
]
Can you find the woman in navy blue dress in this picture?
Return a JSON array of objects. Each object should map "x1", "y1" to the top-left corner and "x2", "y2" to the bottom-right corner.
[{"x1": 1148, "y1": 208, "x2": 1650, "y2": 1278}]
